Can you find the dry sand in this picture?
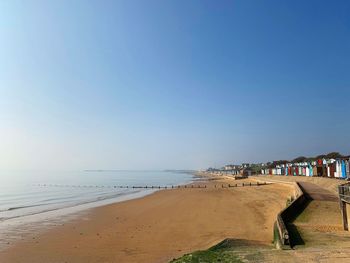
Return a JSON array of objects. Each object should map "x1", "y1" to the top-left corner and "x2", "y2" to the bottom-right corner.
[{"x1": 0, "y1": 177, "x2": 294, "y2": 263}]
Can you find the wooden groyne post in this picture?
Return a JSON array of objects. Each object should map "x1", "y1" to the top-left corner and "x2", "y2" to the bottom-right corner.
[{"x1": 338, "y1": 183, "x2": 350, "y2": 231}]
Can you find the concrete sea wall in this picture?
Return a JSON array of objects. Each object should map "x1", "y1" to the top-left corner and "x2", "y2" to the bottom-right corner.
[{"x1": 274, "y1": 182, "x2": 306, "y2": 249}]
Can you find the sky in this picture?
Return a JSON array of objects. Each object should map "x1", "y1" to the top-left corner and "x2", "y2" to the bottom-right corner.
[{"x1": 1, "y1": 0, "x2": 350, "y2": 170}]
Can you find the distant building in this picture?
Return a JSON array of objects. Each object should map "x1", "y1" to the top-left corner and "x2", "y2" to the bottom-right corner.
[
  {"x1": 224, "y1": 164, "x2": 240, "y2": 170},
  {"x1": 243, "y1": 167, "x2": 256, "y2": 176}
]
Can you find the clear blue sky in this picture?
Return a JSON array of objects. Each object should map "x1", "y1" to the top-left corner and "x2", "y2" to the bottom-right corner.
[{"x1": 1, "y1": 0, "x2": 350, "y2": 170}]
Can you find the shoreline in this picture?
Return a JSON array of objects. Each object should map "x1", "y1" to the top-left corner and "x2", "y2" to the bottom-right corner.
[
  {"x1": 0, "y1": 189, "x2": 158, "y2": 251},
  {"x1": 0, "y1": 175, "x2": 295, "y2": 263},
  {"x1": 0, "y1": 172, "x2": 197, "y2": 252}
]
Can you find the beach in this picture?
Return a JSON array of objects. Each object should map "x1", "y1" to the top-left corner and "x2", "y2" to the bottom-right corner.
[{"x1": 0, "y1": 176, "x2": 294, "y2": 263}]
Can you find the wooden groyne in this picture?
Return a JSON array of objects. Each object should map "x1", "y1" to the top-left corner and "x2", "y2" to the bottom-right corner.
[
  {"x1": 34, "y1": 182, "x2": 270, "y2": 189},
  {"x1": 338, "y1": 182, "x2": 350, "y2": 231}
]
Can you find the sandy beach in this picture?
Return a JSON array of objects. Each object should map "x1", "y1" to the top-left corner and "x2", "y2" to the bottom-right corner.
[{"x1": 0, "y1": 176, "x2": 294, "y2": 263}]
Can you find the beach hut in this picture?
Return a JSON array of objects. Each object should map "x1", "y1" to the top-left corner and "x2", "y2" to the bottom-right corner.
[
  {"x1": 329, "y1": 162, "x2": 335, "y2": 178},
  {"x1": 312, "y1": 162, "x2": 318, "y2": 176},
  {"x1": 328, "y1": 159, "x2": 336, "y2": 178},
  {"x1": 338, "y1": 160, "x2": 343, "y2": 178},
  {"x1": 334, "y1": 160, "x2": 341, "y2": 178},
  {"x1": 306, "y1": 165, "x2": 310, "y2": 177},
  {"x1": 308, "y1": 164, "x2": 313, "y2": 177},
  {"x1": 342, "y1": 160, "x2": 347, "y2": 179},
  {"x1": 327, "y1": 164, "x2": 330, "y2": 177},
  {"x1": 322, "y1": 159, "x2": 328, "y2": 177}
]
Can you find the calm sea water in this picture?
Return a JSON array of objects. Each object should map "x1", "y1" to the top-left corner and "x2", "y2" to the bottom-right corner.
[
  {"x1": 0, "y1": 170, "x2": 194, "y2": 248},
  {"x1": 0, "y1": 170, "x2": 193, "y2": 220}
]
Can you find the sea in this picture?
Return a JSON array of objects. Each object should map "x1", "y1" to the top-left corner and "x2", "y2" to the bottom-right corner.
[{"x1": 0, "y1": 170, "x2": 194, "y2": 249}]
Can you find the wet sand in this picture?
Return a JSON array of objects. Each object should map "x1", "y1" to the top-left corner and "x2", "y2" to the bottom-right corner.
[{"x1": 0, "y1": 177, "x2": 294, "y2": 263}]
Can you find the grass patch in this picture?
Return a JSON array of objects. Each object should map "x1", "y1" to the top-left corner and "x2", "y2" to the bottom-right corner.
[
  {"x1": 170, "y1": 249, "x2": 243, "y2": 263},
  {"x1": 170, "y1": 239, "x2": 271, "y2": 262},
  {"x1": 286, "y1": 196, "x2": 295, "y2": 207},
  {"x1": 273, "y1": 222, "x2": 280, "y2": 245}
]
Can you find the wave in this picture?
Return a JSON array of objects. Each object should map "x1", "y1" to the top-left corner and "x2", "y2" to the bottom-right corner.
[{"x1": 0, "y1": 189, "x2": 146, "y2": 221}]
